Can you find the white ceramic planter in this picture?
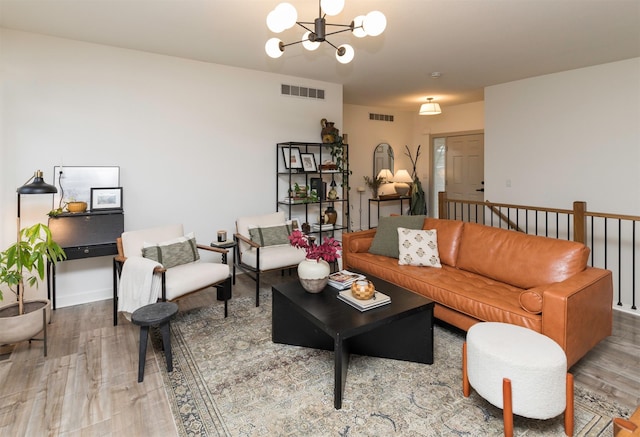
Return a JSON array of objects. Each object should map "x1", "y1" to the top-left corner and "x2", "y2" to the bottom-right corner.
[
  {"x1": 0, "y1": 299, "x2": 50, "y2": 345},
  {"x1": 297, "y1": 259, "x2": 330, "y2": 293}
]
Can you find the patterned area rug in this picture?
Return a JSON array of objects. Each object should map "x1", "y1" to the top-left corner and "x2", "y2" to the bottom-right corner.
[{"x1": 154, "y1": 288, "x2": 630, "y2": 436}]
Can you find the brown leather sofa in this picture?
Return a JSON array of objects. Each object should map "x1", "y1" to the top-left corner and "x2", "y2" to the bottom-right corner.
[{"x1": 342, "y1": 217, "x2": 613, "y2": 368}]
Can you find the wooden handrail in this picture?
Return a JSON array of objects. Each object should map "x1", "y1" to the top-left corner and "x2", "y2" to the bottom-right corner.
[{"x1": 437, "y1": 192, "x2": 640, "y2": 312}]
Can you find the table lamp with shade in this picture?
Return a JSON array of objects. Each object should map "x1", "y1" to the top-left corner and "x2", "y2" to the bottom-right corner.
[
  {"x1": 393, "y1": 169, "x2": 413, "y2": 196},
  {"x1": 376, "y1": 168, "x2": 396, "y2": 197}
]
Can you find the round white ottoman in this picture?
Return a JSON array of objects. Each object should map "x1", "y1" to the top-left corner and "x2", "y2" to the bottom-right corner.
[{"x1": 462, "y1": 322, "x2": 574, "y2": 437}]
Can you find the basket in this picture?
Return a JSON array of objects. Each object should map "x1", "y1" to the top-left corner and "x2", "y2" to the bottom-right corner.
[{"x1": 351, "y1": 280, "x2": 375, "y2": 300}]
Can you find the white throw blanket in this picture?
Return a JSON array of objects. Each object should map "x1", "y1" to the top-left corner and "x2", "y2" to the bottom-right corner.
[{"x1": 118, "y1": 256, "x2": 163, "y2": 319}]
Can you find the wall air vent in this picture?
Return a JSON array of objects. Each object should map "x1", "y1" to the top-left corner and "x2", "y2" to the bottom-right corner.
[
  {"x1": 369, "y1": 113, "x2": 394, "y2": 122},
  {"x1": 281, "y1": 84, "x2": 325, "y2": 100}
]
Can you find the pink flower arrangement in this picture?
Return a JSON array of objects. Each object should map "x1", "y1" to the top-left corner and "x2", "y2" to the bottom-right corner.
[{"x1": 288, "y1": 229, "x2": 341, "y2": 262}]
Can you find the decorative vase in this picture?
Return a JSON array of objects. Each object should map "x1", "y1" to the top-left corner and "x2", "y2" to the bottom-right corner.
[
  {"x1": 297, "y1": 258, "x2": 330, "y2": 293},
  {"x1": 323, "y1": 206, "x2": 338, "y2": 225},
  {"x1": 321, "y1": 118, "x2": 339, "y2": 144}
]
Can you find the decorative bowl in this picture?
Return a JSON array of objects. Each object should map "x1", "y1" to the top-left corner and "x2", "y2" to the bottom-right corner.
[
  {"x1": 66, "y1": 201, "x2": 87, "y2": 213},
  {"x1": 351, "y1": 280, "x2": 375, "y2": 300}
]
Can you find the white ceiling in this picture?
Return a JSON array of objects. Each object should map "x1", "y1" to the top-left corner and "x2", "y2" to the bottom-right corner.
[{"x1": 1, "y1": 0, "x2": 639, "y2": 111}]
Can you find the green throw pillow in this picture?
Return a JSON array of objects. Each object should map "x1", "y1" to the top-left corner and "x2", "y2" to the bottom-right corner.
[
  {"x1": 368, "y1": 215, "x2": 427, "y2": 258},
  {"x1": 248, "y1": 223, "x2": 295, "y2": 247},
  {"x1": 142, "y1": 237, "x2": 200, "y2": 268}
]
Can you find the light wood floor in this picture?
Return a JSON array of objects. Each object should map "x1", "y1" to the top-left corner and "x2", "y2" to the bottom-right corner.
[{"x1": 1, "y1": 272, "x2": 638, "y2": 435}]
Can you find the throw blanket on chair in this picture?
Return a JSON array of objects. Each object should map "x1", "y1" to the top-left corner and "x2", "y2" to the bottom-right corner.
[{"x1": 118, "y1": 256, "x2": 163, "y2": 319}]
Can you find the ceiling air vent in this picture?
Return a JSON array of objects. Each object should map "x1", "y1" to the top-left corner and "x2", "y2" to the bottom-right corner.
[
  {"x1": 281, "y1": 84, "x2": 325, "y2": 100},
  {"x1": 369, "y1": 113, "x2": 394, "y2": 122}
]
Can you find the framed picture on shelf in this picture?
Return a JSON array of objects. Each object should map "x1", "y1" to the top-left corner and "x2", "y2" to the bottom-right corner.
[
  {"x1": 300, "y1": 153, "x2": 317, "y2": 172},
  {"x1": 282, "y1": 147, "x2": 302, "y2": 169},
  {"x1": 90, "y1": 187, "x2": 123, "y2": 211},
  {"x1": 289, "y1": 217, "x2": 304, "y2": 231}
]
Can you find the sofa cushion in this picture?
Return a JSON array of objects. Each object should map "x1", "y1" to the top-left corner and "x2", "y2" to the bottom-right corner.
[
  {"x1": 369, "y1": 215, "x2": 427, "y2": 258},
  {"x1": 456, "y1": 222, "x2": 590, "y2": 289},
  {"x1": 343, "y1": 250, "x2": 541, "y2": 331},
  {"x1": 397, "y1": 228, "x2": 442, "y2": 267},
  {"x1": 423, "y1": 218, "x2": 464, "y2": 267}
]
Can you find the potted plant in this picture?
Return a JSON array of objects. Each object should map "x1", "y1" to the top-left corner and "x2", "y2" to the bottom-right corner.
[
  {"x1": 0, "y1": 223, "x2": 66, "y2": 349},
  {"x1": 288, "y1": 230, "x2": 341, "y2": 293},
  {"x1": 363, "y1": 175, "x2": 384, "y2": 199}
]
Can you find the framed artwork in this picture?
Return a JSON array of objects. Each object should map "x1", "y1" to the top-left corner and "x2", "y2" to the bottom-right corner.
[
  {"x1": 282, "y1": 147, "x2": 302, "y2": 169},
  {"x1": 90, "y1": 187, "x2": 123, "y2": 210},
  {"x1": 289, "y1": 217, "x2": 304, "y2": 231},
  {"x1": 300, "y1": 153, "x2": 317, "y2": 172}
]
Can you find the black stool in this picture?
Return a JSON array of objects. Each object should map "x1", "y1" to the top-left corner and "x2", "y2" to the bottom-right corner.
[{"x1": 131, "y1": 302, "x2": 179, "y2": 383}]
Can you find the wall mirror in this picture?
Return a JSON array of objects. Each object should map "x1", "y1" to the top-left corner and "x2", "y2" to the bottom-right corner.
[{"x1": 373, "y1": 143, "x2": 394, "y2": 179}]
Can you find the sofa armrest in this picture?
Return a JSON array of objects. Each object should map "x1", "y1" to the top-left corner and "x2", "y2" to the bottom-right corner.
[
  {"x1": 342, "y1": 229, "x2": 377, "y2": 270},
  {"x1": 541, "y1": 267, "x2": 613, "y2": 368}
]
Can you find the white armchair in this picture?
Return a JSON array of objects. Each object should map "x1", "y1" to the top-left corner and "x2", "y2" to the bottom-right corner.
[
  {"x1": 234, "y1": 212, "x2": 306, "y2": 306},
  {"x1": 113, "y1": 224, "x2": 231, "y2": 325}
]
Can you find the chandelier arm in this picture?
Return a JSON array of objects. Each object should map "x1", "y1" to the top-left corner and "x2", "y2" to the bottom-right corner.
[
  {"x1": 323, "y1": 27, "x2": 355, "y2": 38},
  {"x1": 323, "y1": 39, "x2": 339, "y2": 50},
  {"x1": 324, "y1": 23, "x2": 354, "y2": 29},
  {"x1": 280, "y1": 39, "x2": 308, "y2": 49}
]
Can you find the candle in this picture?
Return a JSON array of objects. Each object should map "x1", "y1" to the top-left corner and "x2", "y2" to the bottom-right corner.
[{"x1": 217, "y1": 230, "x2": 227, "y2": 242}]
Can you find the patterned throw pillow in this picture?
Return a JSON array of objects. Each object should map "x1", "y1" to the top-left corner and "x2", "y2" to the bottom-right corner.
[
  {"x1": 397, "y1": 227, "x2": 442, "y2": 267},
  {"x1": 248, "y1": 223, "x2": 296, "y2": 247},
  {"x1": 142, "y1": 233, "x2": 200, "y2": 268}
]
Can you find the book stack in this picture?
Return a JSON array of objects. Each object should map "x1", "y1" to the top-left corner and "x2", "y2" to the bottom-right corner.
[
  {"x1": 327, "y1": 270, "x2": 365, "y2": 290},
  {"x1": 312, "y1": 223, "x2": 334, "y2": 231},
  {"x1": 337, "y1": 289, "x2": 391, "y2": 311}
]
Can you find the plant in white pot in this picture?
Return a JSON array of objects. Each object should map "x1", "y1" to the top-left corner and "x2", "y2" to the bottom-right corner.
[{"x1": 0, "y1": 223, "x2": 66, "y2": 354}]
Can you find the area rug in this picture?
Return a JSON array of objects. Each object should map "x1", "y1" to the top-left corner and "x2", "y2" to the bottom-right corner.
[{"x1": 153, "y1": 288, "x2": 631, "y2": 436}]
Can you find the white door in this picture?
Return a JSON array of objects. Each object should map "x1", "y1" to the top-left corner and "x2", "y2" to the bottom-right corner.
[{"x1": 445, "y1": 134, "x2": 484, "y2": 220}]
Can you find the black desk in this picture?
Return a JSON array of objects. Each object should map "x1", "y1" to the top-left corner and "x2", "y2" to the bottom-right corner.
[
  {"x1": 47, "y1": 211, "x2": 124, "y2": 309},
  {"x1": 368, "y1": 196, "x2": 410, "y2": 228}
]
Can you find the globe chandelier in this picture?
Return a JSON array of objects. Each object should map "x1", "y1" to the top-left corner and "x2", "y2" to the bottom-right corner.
[{"x1": 265, "y1": 0, "x2": 387, "y2": 64}]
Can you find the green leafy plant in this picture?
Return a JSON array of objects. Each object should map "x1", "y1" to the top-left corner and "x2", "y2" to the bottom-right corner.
[
  {"x1": 363, "y1": 175, "x2": 384, "y2": 199},
  {"x1": 0, "y1": 223, "x2": 66, "y2": 315}
]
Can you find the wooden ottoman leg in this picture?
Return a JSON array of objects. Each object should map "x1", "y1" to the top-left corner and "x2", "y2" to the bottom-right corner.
[
  {"x1": 503, "y1": 378, "x2": 513, "y2": 437},
  {"x1": 565, "y1": 373, "x2": 574, "y2": 436},
  {"x1": 138, "y1": 325, "x2": 150, "y2": 383},
  {"x1": 463, "y1": 342, "x2": 471, "y2": 397}
]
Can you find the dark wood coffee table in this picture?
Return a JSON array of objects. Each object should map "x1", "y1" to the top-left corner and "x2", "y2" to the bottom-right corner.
[{"x1": 272, "y1": 274, "x2": 434, "y2": 409}]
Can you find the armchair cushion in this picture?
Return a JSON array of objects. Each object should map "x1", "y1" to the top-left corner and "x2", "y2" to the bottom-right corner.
[
  {"x1": 248, "y1": 223, "x2": 296, "y2": 247},
  {"x1": 237, "y1": 211, "x2": 288, "y2": 253},
  {"x1": 241, "y1": 245, "x2": 306, "y2": 270},
  {"x1": 142, "y1": 232, "x2": 200, "y2": 268},
  {"x1": 164, "y1": 262, "x2": 230, "y2": 301}
]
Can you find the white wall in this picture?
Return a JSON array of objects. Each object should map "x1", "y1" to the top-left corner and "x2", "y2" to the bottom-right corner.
[
  {"x1": 343, "y1": 105, "x2": 415, "y2": 229},
  {"x1": 0, "y1": 29, "x2": 343, "y2": 307},
  {"x1": 485, "y1": 58, "x2": 640, "y2": 214},
  {"x1": 344, "y1": 101, "x2": 485, "y2": 228}
]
